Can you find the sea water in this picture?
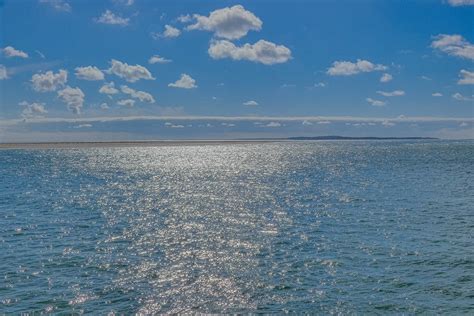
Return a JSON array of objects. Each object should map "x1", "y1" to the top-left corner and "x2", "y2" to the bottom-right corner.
[{"x1": 1, "y1": 141, "x2": 473, "y2": 313}]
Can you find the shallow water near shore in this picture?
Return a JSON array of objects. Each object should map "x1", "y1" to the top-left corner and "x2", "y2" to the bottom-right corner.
[{"x1": 1, "y1": 140, "x2": 473, "y2": 314}]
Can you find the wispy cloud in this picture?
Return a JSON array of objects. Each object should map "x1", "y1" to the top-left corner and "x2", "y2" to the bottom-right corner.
[
  {"x1": 95, "y1": 10, "x2": 130, "y2": 26},
  {"x1": 431, "y1": 34, "x2": 474, "y2": 61},
  {"x1": 376, "y1": 90, "x2": 405, "y2": 97}
]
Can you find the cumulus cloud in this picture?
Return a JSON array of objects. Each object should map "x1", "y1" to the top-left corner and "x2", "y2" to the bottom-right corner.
[
  {"x1": 2, "y1": 46, "x2": 28, "y2": 58},
  {"x1": 432, "y1": 92, "x2": 443, "y2": 97},
  {"x1": 458, "y1": 69, "x2": 474, "y2": 85},
  {"x1": 99, "y1": 82, "x2": 119, "y2": 95},
  {"x1": 31, "y1": 69, "x2": 67, "y2": 92},
  {"x1": 366, "y1": 97, "x2": 386, "y2": 106},
  {"x1": 314, "y1": 82, "x2": 326, "y2": 87},
  {"x1": 452, "y1": 92, "x2": 473, "y2": 101},
  {"x1": 75, "y1": 66, "x2": 105, "y2": 81},
  {"x1": 186, "y1": 5, "x2": 262, "y2": 40},
  {"x1": 209, "y1": 39, "x2": 292, "y2": 65},
  {"x1": 39, "y1": 0, "x2": 71, "y2": 12},
  {"x1": 168, "y1": 73, "x2": 197, "y2": 89},
  {"x1": 20, "y1": 101, "x2": 48, "y2": 118},
  {"x1": 57, "y1": 86, "x2": 85, "y2": 114},
  {"x1": 431, "y1": 34, "x2": 474, "y2": 61},
  {"x1": 96, "y1": 10, "x2": 129, "y2": 26},
  {"x1": 153, "y1": 25, "x2": 181, "y2": 38},
  {"x1": 107, "y1": 59, "x2": 154, "y2": 82},
  {"x1": 120, "y1": 85, "x2": 155, "y2": 103},
  {"x1": 117, "y1": 99, "x2": 136, "y2": 107},
  {"x1": 447, "y1": 0, "x2": 474, "y2": 6},
  {"x1": 380, "y1": 73, "x2": 393, "y2": 83},
  {"x1": 327, "y1": 59, "x2": 387, "y2": 76},
  {"x1": 148, "y1": 55, "x2": 172, "y2": 64},
  {"x1": 0, "y1": 65, "x2": 7, "y2": 80},
  {"x1": 376, "y1": 90, "x2": 405, "y2": 97},
  {"x1": 243, "y1": 100, "x2": 258, "y2": 106}
]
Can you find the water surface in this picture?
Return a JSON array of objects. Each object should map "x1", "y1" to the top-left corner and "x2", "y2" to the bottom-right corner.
[{"x1": 1, "y1": 141, "x2": 473, "y2": 313}]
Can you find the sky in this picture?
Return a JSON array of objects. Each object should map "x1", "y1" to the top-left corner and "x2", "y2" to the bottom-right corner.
[{"x1": 0, "y1": 0, "x2": 473, "y2": 141}]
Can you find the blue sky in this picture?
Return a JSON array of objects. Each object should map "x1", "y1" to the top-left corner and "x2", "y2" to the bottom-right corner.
[{"x1": 0, "y1": 0, "x2": 473, "y2": 141}]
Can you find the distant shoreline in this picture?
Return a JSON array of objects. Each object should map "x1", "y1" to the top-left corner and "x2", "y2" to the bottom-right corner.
[{"x1": 0, "y1": 137, "x2": 441, "y2": 149}]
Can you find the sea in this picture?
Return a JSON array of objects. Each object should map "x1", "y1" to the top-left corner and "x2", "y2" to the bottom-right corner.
[{"x1": 1, "y1": 140, "x2": 473, "y2": 314}]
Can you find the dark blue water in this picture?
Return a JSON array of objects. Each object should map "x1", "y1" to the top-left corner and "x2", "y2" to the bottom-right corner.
[{"x1": 1, "y1": 141, "x2": 473, "y2": 314}]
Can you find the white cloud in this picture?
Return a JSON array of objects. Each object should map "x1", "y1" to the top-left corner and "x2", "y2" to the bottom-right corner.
[
  {"x1": 57, "y1": 86, "x2": 85, "y2": 114},
  {"x1": 112, "y1": 0, "x2": 134, "y2": 5},
  {"x1": 20, "y1": 101, "x2": 48, "y2": 118},
  {"x1": 99, "y1": 82, "x2": 119, "y2": 95},
  {"x1": 327, "y1": 59, "x2": 387, "y2": 76},
  {"x1": 264, "y1": 121, "x2": 281, "y2": 127},
  {"x1": 186, "y1": 5, "x2": 262, "y2": 40},
  {"x1": 73, "y1": 124, "x2": 92, "y2": 128},
  {"x1": 366, "y1": 97, "x2": 386, "y2": 107},
  {"x1": 209, "y1": 39, "x2": 292, "y2": 65},
  {"x1": 314, "y1": 82, "x2": 326, "y2": 87},
  {"x1": 39, "y1": 0, "x2": 71, "y2": 12},
  {"x1": 117, "y1": 99, "x2": 135, "y2": 107},
  {"x1": 0, "y1": 65, "x2": 7, "y2": 80},
  {"x1": 243, "y1": 100, "x2": 258, "y2": 106},
  {"x1": 380, "y1": 73, "x2": 393, "y2": 83},
  {"x1": 447, "y1": 0, "x2": 474, "y2": 6},
  {"x1": 75, "y1": 66, "x2": 105, "y2": 81},
  {"x1": 2, "y1": 46, "x2": 28, "y2": 58},
  {"x1": 452, "y1": 92, "x2": 473, "y2": 101},
  {"x1": 421, "y1": 76, "x2": 432, "y2": 81},
  {"x1": 431, "y1": 34, "x2": 474, "y2": 61},
  {"x1": 31, "y1": 69, "x2": 67, "y2": 92},
  {"x1": 168, "y1": 73, "x2": 197, "y2": 89},
  {"x1": 153, "y1": 25, "x2": 181, "y2": 38},
  {"x1": 100, "y1": 103, "x2": 109, "y2": 110},
  {"x1": 96, "y1": 10, "x2": 129, "y2": 26},
  {"x1": 458, "y1": 69, "x2": 474, "y2": 85},
  {"x1": 382, "y1": 120, "x2": 396, "y2": 127},
  {"x1": 165, "y1": 122, "x2": 185, "y2": 128},
  {"x1": 376, "y1": 90, "x2": 405, "y2": 97},
  {"x1": 432, "y1": 92, "x2": 443, "y2": 97},
  {"x1": 148, "y1": 55, "x2": 172, "y2": 64},
  {"x1": 35, "y1": 50, "x2": 46, "y2": 59},
  {"x1": 120, "y1": 85, "x2": 155, "y2": 103},
  {"x1": 177, "y1": 14, "x2": 192, "y2": 23},
  {"x1": 107, "y1": 59, "x2": 154, "y2": 82}
]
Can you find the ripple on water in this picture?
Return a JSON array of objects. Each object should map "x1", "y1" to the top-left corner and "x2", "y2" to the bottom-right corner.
[{"x1": 0, "y1": 141, "x2": 473, "y2": 313}]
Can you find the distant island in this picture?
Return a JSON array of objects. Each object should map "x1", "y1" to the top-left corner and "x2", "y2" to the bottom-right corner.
[{"x1": 286, "y1": 136, "x2": 438, "y2": 140}]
